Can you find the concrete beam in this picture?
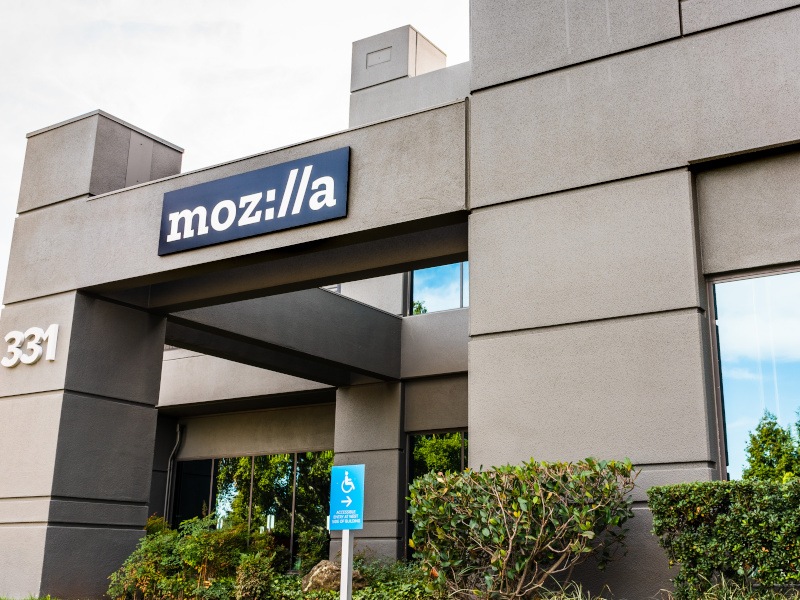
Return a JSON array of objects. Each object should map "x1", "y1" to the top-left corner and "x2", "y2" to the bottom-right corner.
[{"x1": 166, "y1": 288, "x2": 401, "y2": 385}]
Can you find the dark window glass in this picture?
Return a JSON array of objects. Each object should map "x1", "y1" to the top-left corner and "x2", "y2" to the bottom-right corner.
[
  {"x1": 173, "y1": 459, "x2": 212, "y2": 525},
  {"x1": 293, "y1": 450, "x2": 334, "y2": 571},
  {"x1": 714, "y1": 271, "x2": 800, "y2": 480}
]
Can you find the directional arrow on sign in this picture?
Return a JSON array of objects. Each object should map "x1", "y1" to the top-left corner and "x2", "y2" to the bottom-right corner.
[{"x1": 341, "y1": 496, "x2": 353, "y2": 507}]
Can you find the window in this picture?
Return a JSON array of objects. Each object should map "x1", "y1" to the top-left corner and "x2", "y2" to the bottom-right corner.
[
  {"x1": 171, "y1": 450, "x2": 333, "y2": 571},
  {"x1": 405, "y1": 431, "x2": 468, "y2": 557},
  {"x1": 713, "y1": 271, "x2": 800, "y2": 480},
  {"x1": 411, "y1": 261, "x2": 469, "y2": 314}
]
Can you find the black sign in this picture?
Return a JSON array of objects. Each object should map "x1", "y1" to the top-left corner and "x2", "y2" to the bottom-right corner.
[{"x1": 158, "y1": 147, "x2": 349, "y2": 255}]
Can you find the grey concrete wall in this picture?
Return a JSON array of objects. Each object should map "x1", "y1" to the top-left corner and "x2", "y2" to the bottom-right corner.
[
  {"x1": 177, "y1": 404, "x2": 335, "y2": 460},
  {"x1": 4, "y1": 103, "x2": 466, "y2": 305},
  {"x1": 470, "y1": 171, "x2": 703, "y2": 334},
  {"x1": 332, "y1": 383, "x2": 403, "y2": 560},
  {"x1": 405, "y1": 374, "x2": 467, "y2": 432},
  {"x1": 696, "y1": 149, "x2": 800, "y2": 275},
  {"x1": 349, "y1": 64, "x2": 470, "y2": 128},
  {"x1": 339, "y1": 274, "x2": 405, "y2": 315},
  {"x1": 470, "y1": 9, "x2": 800, "y2": 207},
  {"x1": 159, "y1": 349, "x2": 329, "y2": 408},
  {"x1": 18, "y1": 111, "x2": 182, "y2": 213},
  {"x1": 401, "y1": 308, "x2": 468, "y2": 378},
  {"x1": 0, "y1": 293, "x2": 165, "y2": 598},
  {"x1": 681, "y1": 0, "x2": 800, "y2": 33},
  {"x1": 470, "y1": 0, "x2": 680, "y2": 91}
]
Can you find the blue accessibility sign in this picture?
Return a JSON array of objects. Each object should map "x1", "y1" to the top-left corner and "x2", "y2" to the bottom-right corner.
[{"x1": 329, "y1": 464, "x2": 365, "y2": 530}]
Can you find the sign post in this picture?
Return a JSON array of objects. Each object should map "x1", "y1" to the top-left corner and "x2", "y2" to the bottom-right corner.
[{"x1": 329, "y1": 464, "x2": 365, "y2": 600}]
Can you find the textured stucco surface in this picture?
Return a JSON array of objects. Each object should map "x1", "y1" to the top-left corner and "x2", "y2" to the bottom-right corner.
[
  {"x1": 697, "y1": 149, "x2": 800, "y2": 275},
  {"x1": 471, "y1": 0, "x2": 679, "y2": 90},
  {"x1": 681, "y1": 0, "x2": 800, "y2": 33},
  {"x1": 470, "y1": 170, "x2": 703, "y2": 335},
  {"x1": 470, "y1": 10, "x2": 800, "y2": 207},
  {"x1": 468, "y1": 310, "x2": 716, "y2": 469}
]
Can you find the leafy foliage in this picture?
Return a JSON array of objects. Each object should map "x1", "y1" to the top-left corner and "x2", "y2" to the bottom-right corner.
[
  {"x1": 649, "y1": 480, "x2": 800, "y2": 599},
  {"x1": 408, "y1": 457, "x2": 636, "y2": 599},
  {"x1": 412, "y1": 432, "x2": 465, "y2": 476},
  {"x1": 743, "y1": 412, "x2": 800, "y2": 483},
  {"x1": 412, "y1": 300, "x2": 427, "y2": 315}
]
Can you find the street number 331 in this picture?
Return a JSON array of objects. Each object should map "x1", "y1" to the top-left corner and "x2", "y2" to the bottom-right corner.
[{"x1": 2, "y1": 324, "x2": 59, "y2": 368}]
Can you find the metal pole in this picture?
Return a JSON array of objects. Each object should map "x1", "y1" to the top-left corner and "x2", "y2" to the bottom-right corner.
[
  {"x1": 289, "y1": 453, "x2": 298, "y2": 569},
  {"x1": 340, "y1": 529, "x2": 354, "y2": 600}
]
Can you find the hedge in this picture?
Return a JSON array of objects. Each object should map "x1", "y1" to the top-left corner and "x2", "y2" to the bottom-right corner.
[{"x1": 649, "y1": 480, "x2": 800, "y2": 598}]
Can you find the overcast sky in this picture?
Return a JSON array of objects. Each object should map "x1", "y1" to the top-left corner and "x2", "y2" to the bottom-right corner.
[{"x1": 0, "y1": 1, "x2": 469, "y2": 304}]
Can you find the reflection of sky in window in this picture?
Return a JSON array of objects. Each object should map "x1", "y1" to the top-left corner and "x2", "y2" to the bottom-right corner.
[
  {"x1": 716, "y1": 271, "x2": 800, "y2": 479},
  {"x1": 412, "y1": 262, "x2": 468, "y2": 313}
]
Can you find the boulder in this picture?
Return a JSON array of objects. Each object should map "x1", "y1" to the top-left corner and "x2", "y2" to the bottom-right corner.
[{"x1": 301, "y1": 560, "x2": 367, "y2": 592}]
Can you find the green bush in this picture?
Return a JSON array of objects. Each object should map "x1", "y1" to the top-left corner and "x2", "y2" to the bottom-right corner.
[
  {"x1": 108, "y1": 514, "x2": 281, "y2": 600},
  {"x1": 649, "y1": 480, "x2": 800, "y2": 599},
  {"x1": 408, "y1": 458, "x2": 636, "y2": 599}
]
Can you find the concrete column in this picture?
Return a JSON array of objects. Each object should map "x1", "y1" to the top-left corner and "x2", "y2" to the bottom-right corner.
[
  {"x1": 0, "y1": 111, "x2": 179, "y2": 598},
  {"x1": 331, "y1": 382, "x2": 404, "y2": 561},
  {"x1": 0, "y1": 293, "x2": 166, "y2": 598}
]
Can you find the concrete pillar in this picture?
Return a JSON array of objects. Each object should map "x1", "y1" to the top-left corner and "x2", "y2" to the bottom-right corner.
[
  {"x1": 0, "y1": 111, "x2": 179, "y2": 598},
  {"x1": 331, "y1": 382, "x2": 404, "y2": 561},
  {"x1": 0, "y1": 293, "x2": 166, "y2": 598}
]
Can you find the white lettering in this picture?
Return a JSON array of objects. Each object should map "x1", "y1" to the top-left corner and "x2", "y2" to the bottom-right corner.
[
  {"x1": 1, "y1": 324, "x2": 59, "y2": 368},
  {"x1": 264, "y1": 189, "x2": 276, "y2": 220},
  {"x1": 309, "y1": 176, "x2": 337, "y2": 210},
  {"x1": 238, "y1": 193, "x2": 262, "y2": 226},
  {"x1": 291, "y1": 165, "x2": 313, "y2": 215},
  {"x1": 166, "y1": 207, "x2": 209, "y2": 241},
  {"x1": 278, "y1": 169, "x2": 299, "y2": 218},
  {"x1": 210, "y1": 200, "x2": 237, "y2": 231}
]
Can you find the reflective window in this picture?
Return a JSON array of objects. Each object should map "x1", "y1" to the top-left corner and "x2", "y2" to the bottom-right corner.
[
  {"x1": 172, "y1": 450, "x2": 333, "y2": 571},
  {"x1": 714, "y1": 271, "x2": 800, "y2": 480},
  {"x1": 411, "y1": 261, "x2": 469, "y2": 314}
]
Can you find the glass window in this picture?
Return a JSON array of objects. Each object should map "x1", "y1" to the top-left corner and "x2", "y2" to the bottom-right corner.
[
  {"x1": 411, "y1": 261, "x2": 469, "y2": 314},
  {"x1": 714, "y1": 271, "x2": 800, "y2": 480},
  {"x1": 172, "y1": 450, "x2": 332, "y2": 570}
]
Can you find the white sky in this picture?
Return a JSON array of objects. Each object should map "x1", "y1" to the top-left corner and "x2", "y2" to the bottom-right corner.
[{"x1": 0, "y1": 0, "x2": 469, "y2": 304}]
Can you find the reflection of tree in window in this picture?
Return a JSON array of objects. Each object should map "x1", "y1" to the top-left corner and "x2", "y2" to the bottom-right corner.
[
  {"x1": 214, "y1": 456, "x2": 252, "y2": 527},
  {"x1": 410, "y1": 432, "x2": 467, "y2": 479},
  {"x1": 714, "y1": 271, "x2": 800, "y2": 480}
]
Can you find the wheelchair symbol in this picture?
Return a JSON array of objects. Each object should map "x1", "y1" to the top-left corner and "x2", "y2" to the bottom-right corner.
[{"x1": 341, "y1": 470, "x2": 356, "y2": 494}]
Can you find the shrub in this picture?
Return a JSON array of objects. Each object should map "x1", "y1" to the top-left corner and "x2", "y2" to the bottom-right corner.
[
  {"x1": 408, "y1": 457, "x2": 636, "y2": 599},
  {"x1": 235, "y1": 552, "x2": 276, "y2": 600},
  {"x1": 649, "y1": 480, "x2": 800, "y2": 599}
]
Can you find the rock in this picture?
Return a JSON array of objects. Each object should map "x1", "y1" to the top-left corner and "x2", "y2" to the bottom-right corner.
[{"x1": 301, "y1": 560, "x2": 367, "y2": 592}]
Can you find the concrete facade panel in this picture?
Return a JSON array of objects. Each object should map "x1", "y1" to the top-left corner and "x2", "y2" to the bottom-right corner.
[
  {"x1": 159, "y1": 352, "x2": 329, "y2": 407},
  {"x1": 150, "y1": 138, "x2": 183, "y2": 181},
  {"x1": 0, "y1": 526, "x2": 46, "y2": 597},
  {"x1": 468, "y1": 310, "x2": 716, "y2": 469},
  {"x1": 405, "y1": 374, "x2": 468, "y2": 432},
  {"x1": 401, "y1": 308, "x2": 468, "y2": 378},
  {"x1": 632, "y1": 464, "x2": 716, "y2": 502},
  {"x1": 177, "y1": 404, "x2": 335, "y2": 460},
  {"x1": 470, "y1": 0, "x2": 680, "y2": 90},
  {"x1": 66, "y1": 294, "x2": 165, "y2": 404},
  {"x1": 349, "y1": 65, "x2": 470, "y2": 128},
  {"x1": 0, "y1": 498, "x2": 51, "y2": 524},
  {"x1": 334, "y1": 383, "x2": 402, "y2": 453},
  {"x1": 571, "y1": 507, "x2": 672, "y2": 599},
  {"x1": 330, "y1": 538, "x2": 402, "y2": 562},
  {"x1": 470, "y1": 10, "x2": 800, "y2": 207},
  {"x1": 333, "y1": 449, "x2": 401, "y2": 523},
  {"x1": 39, "y1": 526, "x2": 145, "y2": 598},
  {"x1": 89, "y1": 115, "x2": 130, "y2": 197},
  {"x1": 697, "y1": 150, "x2": 800, "y2": 274},
  {"x1": 470, "y1": 171, "x2": 703, "y2": 334},
  {"x1": 351, "y1": 26, "x2": 413, "y2": 92},
  {"x1": 50, "y1": 393, "x2": 158, "y2": 503},
  {"x1": 0, "y1": 393, "x2": 62, "y2": 498},
  {"x1": 681, "y1": 0, "x2": 800, "y2": 34},
  {"x1": 17, "y1": 115, "x2": 98, "y2": 212},
  {"x1": 0, "y1": 293, "x2": 75, "y2": 398},
  {"x1": 5, "y1": 103, "x2": 466, "y2": 304},
  {"x1": 339, "y1": 274, "x2": 405, "y2": 315}
]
